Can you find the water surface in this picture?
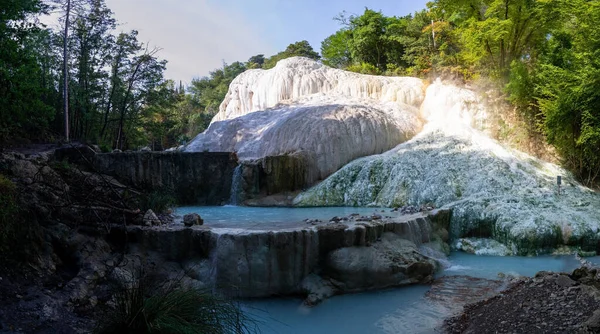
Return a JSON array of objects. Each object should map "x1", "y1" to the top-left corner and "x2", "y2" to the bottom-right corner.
[
  {"x1": 175, "y1": 206, "x2": 403, "y2": 228},
  {"x1": 175, "y1": 206, "x2": 598, "y2": 333},
  {"x1": 244, "y1": 252, "x2": 598, "y2": 334}
]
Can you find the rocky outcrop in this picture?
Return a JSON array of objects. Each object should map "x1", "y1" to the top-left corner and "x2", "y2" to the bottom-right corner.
[
  {"x1": 445, "y1": 267, "x2": 600, "y2": 333},
  {"x1": 185, "y1": 57, "x2": 425, "y2": 185},
  {"x1": 183, "y1": 213, "x2": 203, "y2": 227},
  {"x1": 325, "y1": 233, "x2": 436, "y2": 292},
  {"x1": 118, "y1": 210, "x2": 451, "y2": 303},
  {"x1": 92, "y1": 152, "x2": 238, "y2": 205},
  {"x1": 295, "y1": 81, "x2": 600, "y2": 255}
]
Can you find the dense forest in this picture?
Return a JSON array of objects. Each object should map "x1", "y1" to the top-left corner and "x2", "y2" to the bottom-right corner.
[{"x1": 2, "y1": 0, "x2": 599, "y2": 184}]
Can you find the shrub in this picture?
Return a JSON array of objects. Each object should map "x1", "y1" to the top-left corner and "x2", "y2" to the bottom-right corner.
[
  {"x1": 96, "y1": 269, "x2": 258, "y2": 334},
  {"x1": 141, "y1": 189, "x2": 177, "y2": 214}
]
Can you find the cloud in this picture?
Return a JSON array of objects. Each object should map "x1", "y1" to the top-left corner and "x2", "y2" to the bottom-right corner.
[{"x1": 106, "y1": 0, "x2": 275, "y2": 82}]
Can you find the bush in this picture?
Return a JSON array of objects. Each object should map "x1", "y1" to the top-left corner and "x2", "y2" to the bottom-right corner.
[
  {"x1": 346, "y1": 62, "x2": 381, "y2": 75},
  {"x1": 96, "y1": 270, "x2": 258, "y2": 334},
  {"x1": 141, "y1": 189, "x2": 177, "y2": 214}
]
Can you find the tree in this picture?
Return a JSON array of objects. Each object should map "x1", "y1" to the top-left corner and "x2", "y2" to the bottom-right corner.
[
  {"x1": 263, "y1": 40, "x2": 320, "y2": 69},
  {"x1": 246, "y1": 54, "x2": 265, "y2": 69},
  {"x1": 0, "y1": 0, "x2": 55, "y2": 141},
  {"x1": 529, "y1": 0, "x2": 600, "y2": 185},
  {"x1": 348, "y1": 9, "x2": 389, "y2": 71},
  {"x1": 430, "y1": 0, "x2": 565, "y2": 76},
  {"x1": 321, "y1": 9, "x2": 438, "y2": 75},
  {"x1": 321, "y1": 29, "x2": 352, "y2": 68},
  {"x1": 70, "y1": 0, "x2": 115, "y2": 139}
]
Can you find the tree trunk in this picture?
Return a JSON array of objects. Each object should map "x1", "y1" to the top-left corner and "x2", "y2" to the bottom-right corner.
[{"x1": 63, "y1": 0, "x2": 71, "y2": 142}]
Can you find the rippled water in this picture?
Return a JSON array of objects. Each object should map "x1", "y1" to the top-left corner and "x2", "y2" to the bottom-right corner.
[{"x1": 244, "y1": 252, "x2": 599, "y2": 334}]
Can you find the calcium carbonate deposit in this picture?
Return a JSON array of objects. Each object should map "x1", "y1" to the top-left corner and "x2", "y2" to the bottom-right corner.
[
  {"x1": 295, "y1": 81, "x2": 600, "y2": 255},
  {"x1": 187, "y1": 56, "x2": 600, "y2": 255},
  {"x1": 186, "y1": 57, "x2": 425, "y2": 180}
]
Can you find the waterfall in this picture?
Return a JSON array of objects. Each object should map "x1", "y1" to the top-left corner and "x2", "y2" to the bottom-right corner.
[{"x1": 229, "y1": 165, "x2": 243, "y2": 205}]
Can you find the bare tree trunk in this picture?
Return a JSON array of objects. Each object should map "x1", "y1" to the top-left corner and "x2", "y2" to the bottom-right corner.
[
  {"x1": 63, "y1": 0, "x2": 71, "y2": 142},
  {"x1": 432, "y1": 20, "x2": 436, "y2": 49}
]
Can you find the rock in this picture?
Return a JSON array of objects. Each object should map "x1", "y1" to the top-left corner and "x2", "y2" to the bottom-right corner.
[
  {"x1": 325, "y1": 233, "x2": 436, "y2": 291},
  {"x1": 555, "y1": 274, "x2": 576, "y2": 288},
  {"x1": 455, "y1": 238, "x2": 513, "y2": 256},
  {"x1": 128, "y1": 213, "x2": 441, "y2": 300},
  {"x1": 583, "y1": 310, "x2": 600, "y2": 331},
  {"x1": 183, "y1": 213, "x2": 203, "y2": 227},
  {"x1": 112, "y1": 149, "x2": 122, "y2": 153},
  {"x1": 92, "y1": 152, "x2": 237, "y2": 206},
  {"x1": 143, "y1": 209, "x2": 161, "y2": 226},
  {"x1": 301, "y1": 274, "x2": 336, "y2": 306},
  {"x1": 54, "y1": 145, "x2": 97, "y2": 165}
]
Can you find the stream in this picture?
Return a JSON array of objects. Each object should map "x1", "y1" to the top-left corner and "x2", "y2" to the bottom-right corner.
[{"x1": 174, "y1": 206, "x2": 599, "y2": 333}]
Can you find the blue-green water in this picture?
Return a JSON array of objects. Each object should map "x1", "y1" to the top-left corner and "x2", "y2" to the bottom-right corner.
[
  {"x1": 244, "y1": 252, "x2": 597, "y2": 334},
  {"x1": 175, "y1": 206, "x2": 598, "y2": 333},
  {"x1": 175, "y1": 206, "x2": 400, "y2": 228}
]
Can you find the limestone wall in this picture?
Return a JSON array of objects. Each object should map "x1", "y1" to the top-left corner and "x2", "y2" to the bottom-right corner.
[
  {"x1": 93, "y1": 152, "x2": 238, "y2": 205},
  {"x1": 118, "y1": 210, "x2": 451, "y2": 300}
]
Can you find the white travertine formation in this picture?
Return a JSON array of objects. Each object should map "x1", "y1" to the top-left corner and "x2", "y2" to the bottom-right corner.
[
  {"x1": 214, "y1": 57, "x2": 425, "y2": 122},
  {"x1": 186, "y1": 95, "x2": 422, "y2": 181},
  {"x1": 295, "y1": 81, "x2": 600, "y2": 255},
  {"x1": 186, "y1": 57, "x2": 425, "y2": 181}
]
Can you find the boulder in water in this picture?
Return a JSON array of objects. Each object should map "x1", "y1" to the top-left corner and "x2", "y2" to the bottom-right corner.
[
  {"x1": 326, "y1": 233, "x2": 436, "y2": 291},
  {"x1": 183, "y1": 213, "x2": 203, "y2": 227}
]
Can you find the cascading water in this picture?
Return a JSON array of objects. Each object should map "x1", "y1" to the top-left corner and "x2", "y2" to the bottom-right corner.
[{"x1": 229, "y1": 165, "x2": 243, "y2": 205}]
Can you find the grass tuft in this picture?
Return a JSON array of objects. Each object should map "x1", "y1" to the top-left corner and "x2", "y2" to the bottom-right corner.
[{"x1": 96, "y1": 267, "x2": 259, "y2": 334}]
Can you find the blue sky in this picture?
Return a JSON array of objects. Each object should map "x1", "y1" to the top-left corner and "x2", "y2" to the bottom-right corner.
[{"x1": 105, "y1": 0, "x2": 429, "y2": 82}]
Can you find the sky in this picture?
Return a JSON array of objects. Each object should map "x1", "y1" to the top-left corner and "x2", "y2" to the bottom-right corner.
[{"x1": 104, "y1": 0, "x2": 430, "y2": 83}]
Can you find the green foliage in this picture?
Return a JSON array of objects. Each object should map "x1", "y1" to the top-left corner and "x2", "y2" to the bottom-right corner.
[
  {"x1": 96, "y1": 269, "x2": 257, "y2": 334},
  {"x1": 430, "y1": 0, "x2": 566, "y2": 76},
  {"x1": 346, "y1": 62, "x2": 381, "y2": 75},
  {"x1": 0, "y1": 0, "x2": 171, "y2": 149},
  {"x1": 263, "y1": 40, "x2": 320, "y2": 69},
  {"x1": 246, "y1": 54, "x2": 265, "y2": 69},
  {"x1": 504, "y1": 0, "x2": 600, "y2": 185},
  {"x1": 321, "y1": 29, "x2": 352, "y2": 68},
  {"x1": 0, "y1": 0, "x2": 55, "y2": 142},
  {"x1": 321, "y1": 8, "x2": 442, "y2": 77},
  {"x1": 348, "y1": 9, "x2": 389, "y2": 70},
  {"x1": 140, "y1": 189, "x2": 176, "y2": 214}
]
